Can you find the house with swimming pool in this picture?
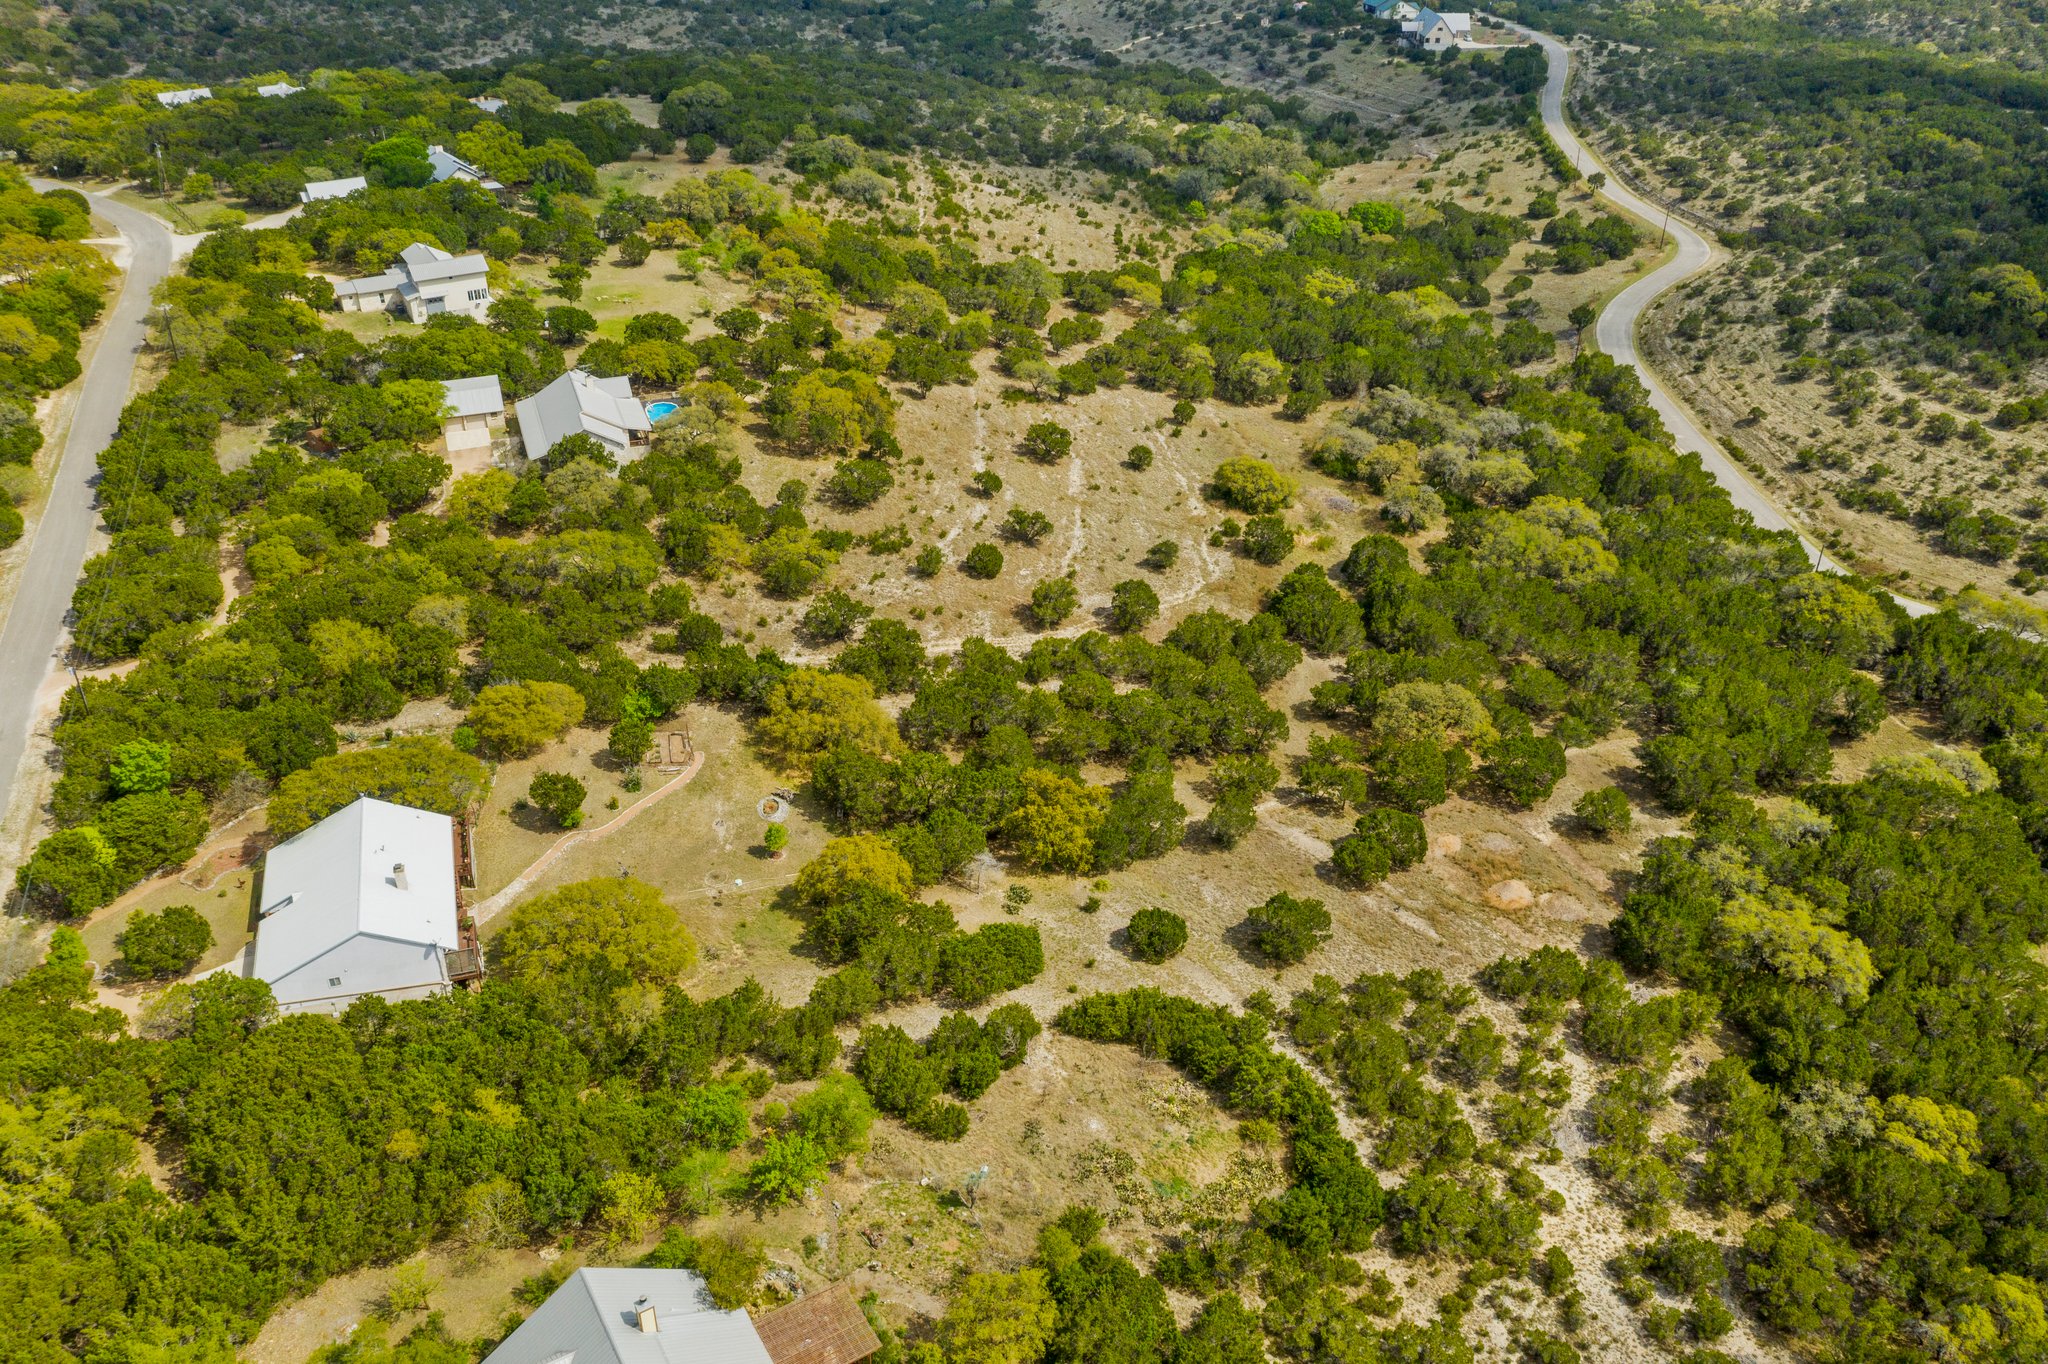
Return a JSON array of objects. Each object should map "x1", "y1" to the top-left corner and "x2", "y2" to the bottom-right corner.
[{"x1": 514, "y1": 368, "x2": 654, "y2": 463}]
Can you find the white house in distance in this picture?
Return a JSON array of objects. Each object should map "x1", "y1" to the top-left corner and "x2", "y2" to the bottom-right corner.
[
  {"x1": 300, "y1": 175, "x2": 368, "y2": 204},
  {"x1": 155, "y1": 87, "x2": 212, "y2": 108},
  {"x1": 427, "y1": 143, "x2": 504, "y2": 191},
  {"x1": 515, "y1": 368, "x2": 653, "y2": 463},
  {"x1": 1404, "y1": 8, "x2": 1472, "y2": 47},
  {"x1": 258, "y1": 81, "x2": 305, "y2": 98},
  {"x1": 483, "y1": 1269, "x2": 878, "y2": 1364},
  {"x1": 470, "y1": 96, "x2": 508, "y2": 114},
  {"x1": 252, "y1": 796, "x2": 477, "y2": 1016},
  {"x1": 334, "y1": 242, "x2": 493, "y2": 323},
  {"x1": 441, "y1": 374, "x2": 506, "y2": 452}
]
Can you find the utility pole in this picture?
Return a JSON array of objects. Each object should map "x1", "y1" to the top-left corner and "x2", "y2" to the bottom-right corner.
[
  {"x1": 67, "y1": 666, "x2": 88, "y2": 714},
  {"x1": 155, "y1": 144, "x2": 167, "y2": 197}
]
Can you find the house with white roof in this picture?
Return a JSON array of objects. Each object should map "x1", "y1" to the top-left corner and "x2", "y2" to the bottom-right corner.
[
  {"x1": 427, "y1": 143, "x2": 505, "y2": 191},
  {"x1": 515, "y1": 368, "x2": 653, "y2": 463},
  {"x1": 300, "y1": 175, "x2": 368, "y2": 204},
  {"x1": 333, "y1": 242, "x2": 493, "y2": 323},
  {"x1": 258, "y1": 81, "x2": 305, "y2": 98},
  {"x1": 155, "y1": 87, "x2": 213, "y2": 108},
  {"x1": 1403, "y1": 8, "x2": 1472, "y2": 47},
  {"x1": 484, "y1": 1269, "x2": 878, "y2": 1364},
  {"x1": 442, "y1": 374, "x2": 506, "y2": 452},
  {"x1": 252, "y1": 796, "x2": 477, "y2": 1016},
  {"x1": 470, "y1": 96, "x2": 508, "y2": 114}
]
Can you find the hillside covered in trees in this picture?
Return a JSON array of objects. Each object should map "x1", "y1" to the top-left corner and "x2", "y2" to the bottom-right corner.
[{"x1": 4, "y1": 6, "x2": 2048, "y2": 1364}]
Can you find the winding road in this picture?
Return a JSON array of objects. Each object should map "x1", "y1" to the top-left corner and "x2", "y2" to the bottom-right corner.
[
  {"x1": 0, "y1": 189, "x2": 175, "y2": 838},
  {"x1": 1501, "y1": 22, "x2": 1935, "y2": 615}
]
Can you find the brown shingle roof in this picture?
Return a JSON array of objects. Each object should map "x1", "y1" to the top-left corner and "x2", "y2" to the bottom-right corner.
[{"x1": 755, "y1": 1283, "x2": 881, "y2": 1364}]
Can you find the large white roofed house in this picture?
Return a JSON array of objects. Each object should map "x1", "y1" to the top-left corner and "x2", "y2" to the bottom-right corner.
[
  {"x1": 427, "y1": 143, "x2": 505, "y2": 191},
  {"x1": 484, "y1": 1268, "x2": 774, "y2": 1364},
  {"x1": 515, "y1": 368, "x2": 653, "y2": 463},
  {"x1": 300, "y1": 175, "x2": 368, "y2": 204},
  {"x1": 1403, "y1": 8, "x2": 1472, "y2": 47},
  {"x1": 252, "y1": 797, "x2": 464, "y2": 1016},
  {"x1": 155, "y1": 87, "x2": 213, "y2": 108},
  {"x1": 258, "y1": 81, "x2": 305, "y2": 97},
  {"x1": 333, "y1": 242, "x2": 492, "y2": 323}
]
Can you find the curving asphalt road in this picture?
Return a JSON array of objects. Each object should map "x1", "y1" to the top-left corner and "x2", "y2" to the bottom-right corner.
[
  {"x1": 1499, "y1": 22, "x2": 1937, "y2": 614},
  {"x1": 0, "y1": 188, "x2": 175, "y2": 826}
]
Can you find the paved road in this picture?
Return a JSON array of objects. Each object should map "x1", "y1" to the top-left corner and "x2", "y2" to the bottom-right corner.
[
  {"x1": 1502, "y1": 22, "x2": 1935, "y2": 616},
  {"x1": 0, "y1": 189, "x2": 174, "y2": 813}
]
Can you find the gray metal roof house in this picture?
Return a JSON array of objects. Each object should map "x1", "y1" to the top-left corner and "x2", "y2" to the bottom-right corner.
[
  {"x1": 484, "y1": 1268, "x2": 774, "y2": 1364},
  {"x1": 428, "y1": 143, "x2": 505, "y2": 191},
  {"x1": 334, "y1": 242, "x2": 492, "y2": 324},
  {"x1": 252, "y1": 797, "x2": 464, "y2": 1015},
  {"x1": 514, "y1": 368, "x2": 653, "y2": 463}
]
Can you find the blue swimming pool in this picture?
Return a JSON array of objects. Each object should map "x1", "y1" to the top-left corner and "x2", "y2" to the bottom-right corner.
[{"x1": 645, "y1": 400, "x2": 679, "y2": 421}]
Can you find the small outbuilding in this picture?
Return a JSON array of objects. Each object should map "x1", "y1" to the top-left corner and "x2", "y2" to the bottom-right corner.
[
  {"x1": 441, "y1": 374, "x2": 506, "y2": 451},
  {"x1": 755, "y1": 1285, "x2": 883, "y2": 1364}
]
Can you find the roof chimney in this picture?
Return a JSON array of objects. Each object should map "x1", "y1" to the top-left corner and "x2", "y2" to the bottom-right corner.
[
  {"x1": 392, "y1": 862, "x2": 409, "y2": 891},
  {"x1": 634, "y1": 1297, "x2": 658, "y2": 1334}
]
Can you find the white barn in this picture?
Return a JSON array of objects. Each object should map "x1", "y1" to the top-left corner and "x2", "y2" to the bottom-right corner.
[
  {"x1": 333, "y1": 242, "x2": 493, "y2": 323},
  {"x1": 253, "y1": 797, "x2": 467, "y2": 1015},
  {"x1": 300, "y1": 176, "x2": 368, "y2": 204},
  {"x1": 515, "y1": 368, "x2": 653, "y2": 463}
]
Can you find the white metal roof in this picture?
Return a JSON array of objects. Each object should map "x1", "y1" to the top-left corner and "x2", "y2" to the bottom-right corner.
[
  {"x1": 252, "y1": 797, "x2": 459, "y2": 1007},
  {"x1": 259, "y1": 82, "x2": 305, "y2": 97},
  {"x1": 443, "y1": 375, "x2": 505, "y2": 418},
  {"x1": 301, "y1": 176, "x2": 368, "y2": 203},
  {"x1": 514, "y1": 368, "x2": 652, "y2": 459},
  {"x1": 471, "y1": 96, "x2": 508, "y2": 113},
  {"x1": 335, "y1": 270, "x2": 403, "y2": 297},
  {"x1": 155, "y1": 87, "x2": 213, "y2": 107},
  {"x1": 485, "y1": 1269, "x2": 773, "y2": 1364},
  {"x1": 335, "y1": 243, "x2": 486, "y2": 298}
]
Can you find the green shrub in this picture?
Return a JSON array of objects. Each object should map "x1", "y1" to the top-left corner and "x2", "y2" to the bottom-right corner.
[
  {"x1": 961, "y1": 542, "x2": 1004, "y2": 579},
  {"x1": 1125, "y1": 907, "x2": 1188, "y2": 963},
  {"x1": 118, "y1": 904, "x2": 212, "y2": 978},
  {"x1": 1573, "y1": 785, "x2": 1631, "y2": 837}
]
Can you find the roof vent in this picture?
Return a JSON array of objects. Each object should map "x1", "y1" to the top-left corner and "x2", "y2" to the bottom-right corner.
[
  {"x1": 392, "y1": 863, "x2": 409, "y2": 891},
  {"x1": 634, "y1": 1297, "x2": 658, "y2": 1334}
]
